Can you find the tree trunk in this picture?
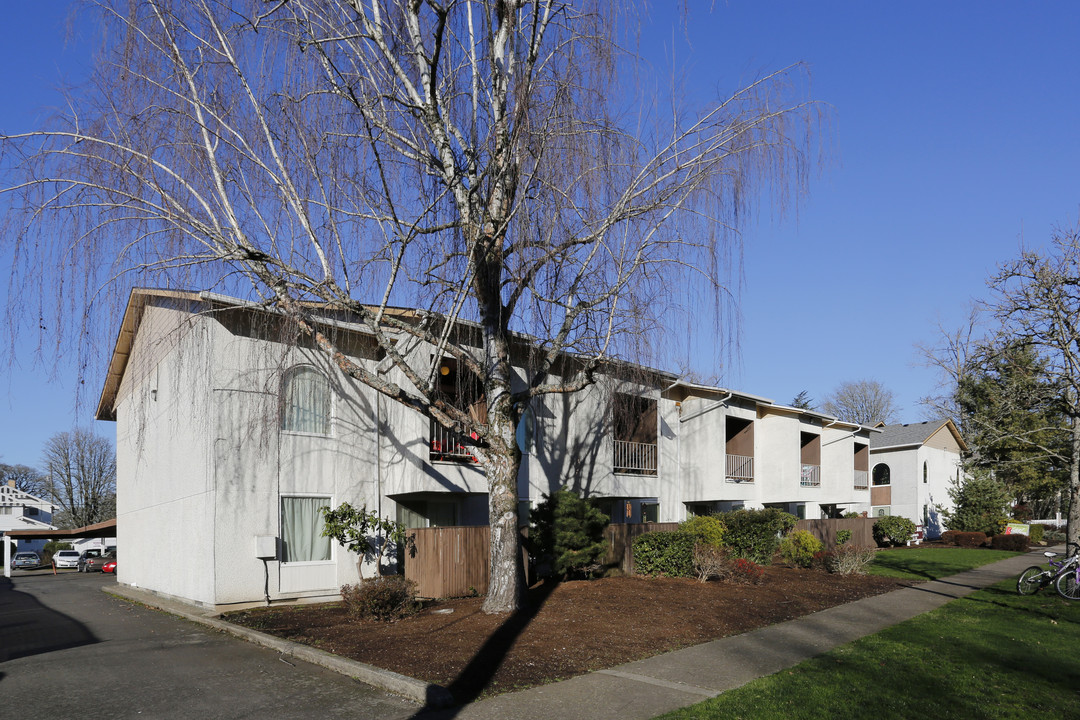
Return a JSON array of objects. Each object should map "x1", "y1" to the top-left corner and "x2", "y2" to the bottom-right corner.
[
  {"x1": 1069, "y1": 413, "x2": 1080, "y2": 550},
  {"x1": 482, "y1": 436, "x2": 525, "y2": 614}
]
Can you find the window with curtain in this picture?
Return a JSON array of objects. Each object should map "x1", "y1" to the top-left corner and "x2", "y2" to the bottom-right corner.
[
  {"x1": 281, "y1": 366, "x2": 331, "y2": 435},
  {"x1": 280, "y1": 496, "x2": 332, "y2": 563}
]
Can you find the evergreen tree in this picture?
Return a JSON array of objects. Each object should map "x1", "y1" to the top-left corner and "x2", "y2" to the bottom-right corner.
[
  {"x1": 943, "y1": 473, "x2": 1013, "y2": 535},
  {"x1": 529, "y1": 487, "x2": 610, "y2": 579}
]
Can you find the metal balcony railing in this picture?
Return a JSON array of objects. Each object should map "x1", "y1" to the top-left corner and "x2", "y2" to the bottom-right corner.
[
  {"x1": 726, "y1": 454, "x2": 754, "y2": 483},
  {"x1": 429, "y1": 421, "x2": 478, "y2": 463},
  {"x1": 614, "y1": 440, "x2": 658, "y2": 475},
  {"x1": 800, "y1": 464, "x2": 821, "y2": 487},
  {"x1": 854, "y1": 470, "x2": 869, "y2": 490}
]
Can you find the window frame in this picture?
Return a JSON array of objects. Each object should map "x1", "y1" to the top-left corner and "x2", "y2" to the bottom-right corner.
[
  {"x1": 279, "y1": 495, "x2": 334, "y2": 565},
  {"x1": 872, "y1": 463, "x2": 891, "y2": 487},
  {"x1": 280, "y1": 365, "x2": 334, "y2": 437}
]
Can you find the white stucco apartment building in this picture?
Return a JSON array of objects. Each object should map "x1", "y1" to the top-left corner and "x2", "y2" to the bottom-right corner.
[
  {"x1": 868, "y1": 419, "x2": 967, "y2": 538},
  {"x1": 96, "y1": 289, "x2": 879, "y2": 609}
]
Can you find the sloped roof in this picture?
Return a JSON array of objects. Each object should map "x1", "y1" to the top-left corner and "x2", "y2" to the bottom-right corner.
[{"x1": 870, "y1": 418, "x2": 967, "y2": 452}]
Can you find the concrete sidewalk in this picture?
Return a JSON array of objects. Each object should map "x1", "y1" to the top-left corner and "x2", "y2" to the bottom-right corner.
[
  {"x1": 112, "y1": 549, "x2": 1047, "y2": 719},
  {"x1": 417, "y1": 548, "x2": 1046, "y2": 720}
]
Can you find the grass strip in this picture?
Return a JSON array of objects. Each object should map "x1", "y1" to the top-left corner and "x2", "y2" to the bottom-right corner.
[
  {"x1": 656, "y1": 579, "x2": 1080, "y2": 720},
  {"x1": 867, "y1": 547, "x2": 1021, "y2": 580}
]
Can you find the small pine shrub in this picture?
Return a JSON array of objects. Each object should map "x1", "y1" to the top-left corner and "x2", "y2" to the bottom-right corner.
[
  {"x1": 1030, "y1": 524, "x2": 1045, "y2": 543},
  {"x1": 779, "y1": 529, "x2": 824, "y2": 568},
  {"x1": 722, "y1": 508, "x2": 798, "y2": 565},
  {"x1": 341, "y1": 577, "x2": 419, "y2": 621},
  {"x1": 680, "y1": 515, "x2": 726, "y2": 549},
  {"x1": 730, "y1": 558, "x2": 764, "y2": 584},
  {"x1": 953, "y1": 531, "x2": 988, "y2": 548},
  {"x1": 692, "y1": 542, "x2": 731, "y2": 583},
  {"x1": 873, "y1": 516, "x2": 917, "y2": 547},
  {"x1": 633, "y1": 531, "x2": 696, "y2": 577},
  {"x1": 529, "y1": 486, "x2": 610, "y2": 579},
  {"x1": 836, "y1": 529, "x2": 852, "y2": 546},
  {"x1": 991, "y1": 533, "x2": 1030, "y2": 552},
  {"x1": 827, "y1": 545, "x2": 877, "y2": 575}
]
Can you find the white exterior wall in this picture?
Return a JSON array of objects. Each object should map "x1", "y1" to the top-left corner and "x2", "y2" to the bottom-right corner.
[
  {"x1": 115, "y1": 303, "x2": 216, "y2": 605},
  {"x1": 869, "y1": 437, "x2": 961, "y2": 538}
]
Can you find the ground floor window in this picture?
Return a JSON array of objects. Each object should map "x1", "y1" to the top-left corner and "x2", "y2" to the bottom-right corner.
[
  {"x1": 281, "y1": 496, "x2": 332, "y2": 563},
  {"x1": 872, "y1": 506, "x2": 891, "y2": 518}
]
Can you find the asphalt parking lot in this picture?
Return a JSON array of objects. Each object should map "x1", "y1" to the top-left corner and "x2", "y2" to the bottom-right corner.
[{"x1": 1, "y1": 570, "x2": 419, "y2": 719}]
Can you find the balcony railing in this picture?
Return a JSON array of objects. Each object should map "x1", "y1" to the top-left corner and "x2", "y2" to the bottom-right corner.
[
  {"x1": 800, "y1": 464, "x2": 821, "y2": 487},
  {"x1": 430, "y1": 421, "x2": 478, "y2": 463},
  {"x1": 854, "y1": 470, "x2": 869, "y2": 490},
  {"x1": 726, "y1": 454, "x2": 754, "y2": 483},
  {"x1": 614, "y1": 440, "x2": 658, "y2": 475}
]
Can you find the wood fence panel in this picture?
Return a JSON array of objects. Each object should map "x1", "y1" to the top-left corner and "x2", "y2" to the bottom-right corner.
[
  {"x1": 795, "y1": 518, "x2": 876, "y2": 551},
  {"x1": 604, "y1": 522, "x2": 680, "y2": 574},
  {"x1": 405, "y1": 526, "x2": 530, "y2": 599}
]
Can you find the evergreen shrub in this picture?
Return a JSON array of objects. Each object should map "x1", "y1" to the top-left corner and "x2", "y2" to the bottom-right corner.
[
  {"x1": 633, "y1": 531, "x2": 695, "y2": 577},
  {"x1": 679, "y1": 515, "x2": 726, "y2": 549},
  {"x1": 836, "y1": 529, "x2": 852, "y2": 546},
  {"x1": 991, "y1": 533, "x2": 1029, "y2": 552},
  {"x1": 1030, "y1": 524, "x2": 1045, "y2": 543},
  {"x1": 529, "y1": 486, "x2": 610, "y2": 579},
  {"x1": 722, "y1": 508, "x2": 798, "y2": 565},
  {"x1": 779, "y1": 529, "x2": 824, "y2": 568},
  {"x1": 872, "y1": 516, "x2": 917, "y2": 547},
  {"x1": 953, "y1": 531, "x2": 988, "y2": 548}
]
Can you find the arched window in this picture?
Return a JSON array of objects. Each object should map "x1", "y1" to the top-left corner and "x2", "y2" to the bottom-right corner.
[
  {"x1": 281, "y1": 366, "x2": 331, "y2": 435},
  {"x1": 872, "y1": 463, "x2": 891, "y2": 486},
  {"x1": 923, "y1": 461, "x2": 928, "y2": 484}
]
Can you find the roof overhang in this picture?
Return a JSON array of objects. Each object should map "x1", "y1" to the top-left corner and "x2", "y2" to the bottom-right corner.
[{"x1": 2, "y1": 518, "x2": 117, "y2": 541}]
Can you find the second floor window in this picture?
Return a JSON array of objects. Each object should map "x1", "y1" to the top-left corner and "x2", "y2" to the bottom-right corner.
[
  {"x1": 613, "y1": 393, "x2": 657, "y2": 475},
  {"x1": 872, "y1": 463, "x2": 891, "y2": 486},
  {"x1": 281, "y1": 366, "x2": 331, "y2": 436}
]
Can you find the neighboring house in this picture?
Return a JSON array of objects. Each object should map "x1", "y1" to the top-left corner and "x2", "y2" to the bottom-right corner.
[
  {"x1": 96, "y1": 289, "x2": 879, "y2": 609},
  {"x1": 0, "y1": 481, "x2": 58, "y2": 560},
  {"x1": 868, "y1": 419, "x2": 967, "y2": 538}
]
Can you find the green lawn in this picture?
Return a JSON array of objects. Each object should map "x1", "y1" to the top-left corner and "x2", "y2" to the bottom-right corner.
[
  {"x1": 867, "y1": 546, "x2": 1022, "y2": 581},
  {"x1": 657, "y1": 550, "x2": 1080, "y2": 720}
]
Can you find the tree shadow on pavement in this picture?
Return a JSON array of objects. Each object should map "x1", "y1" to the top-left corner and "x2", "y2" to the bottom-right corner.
[
  {"x1": 412, "y1": 579, "x2": 558, "y2": 718},
  {"x1": 0, "y1": 576, "x2": 98, "y2": 663}
]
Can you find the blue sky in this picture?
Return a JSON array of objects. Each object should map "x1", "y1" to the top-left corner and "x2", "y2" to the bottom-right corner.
[{"x1": 2, "y1": 2, "x2": 1079, "y2": 468}]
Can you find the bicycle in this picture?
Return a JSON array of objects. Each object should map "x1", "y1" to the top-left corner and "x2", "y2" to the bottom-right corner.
[{"x1": 1017, "y1": 541, "x2": 1080, "y2": 599}]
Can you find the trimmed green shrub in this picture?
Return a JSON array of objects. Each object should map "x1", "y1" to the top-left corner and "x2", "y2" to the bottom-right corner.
[
  {"x1": 722, "y1": 508, "x2": 798, "y2": 565},
  {"x1": 873, "y1": 516, "x2": 917, "y2": 547},
  {"x1": 953, "y1": 531, "x2": 988, "y2": 548},
  {"x1": 679, "y1": 515, "x2": 726, "y2": 549},
  {"x1": 779, "y1": 529, "x2": 824, "y2": 568},
  {"x1": 842, "y1": 511, "x2": 861, "y2": 519},
  {"x1": 529, "y1": 486, "x2": 610, "y2": 579},
  {"x1": 633, "y1": 531, "x2": 696, "y2": 577},
  {"x1": 341, "y1": 576, "x2": 418, "y2": 620},
  {"x1": 1030, "y1": 524, "x2": 1045, "y2": 543},
  {"x1": 991, "y1": 533, "x2": 1030, "y2": 552},
  {"x1": 836, "y1": 529, "x2": 852, "y2": 546},
  {"x1": 943, "y1": 474, "x2": 1011, "y2": 536}
]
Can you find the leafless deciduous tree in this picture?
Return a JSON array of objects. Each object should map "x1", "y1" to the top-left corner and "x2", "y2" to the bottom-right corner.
[
  {"x1": 2, "y1": 1, "x2": 822, "y2": 612},
  {"x1": 0, "y1": 463, "x2": 47, "y2": 497},
  {"x1": 821, "y1": 379, "x2": 897, "y2": 426},
  {"x1": 41, "y1": 429, "x2": 117, "y2": 529}
]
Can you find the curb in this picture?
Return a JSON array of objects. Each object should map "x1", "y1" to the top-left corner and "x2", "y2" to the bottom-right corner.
[{"x1": 105, "y1": 585, "x2": 455, "y2": 709}]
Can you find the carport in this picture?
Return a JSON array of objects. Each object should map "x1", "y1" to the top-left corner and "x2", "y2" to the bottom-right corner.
[{"x1": 3, "y1": 518, "x2": 117, "y2": 577}]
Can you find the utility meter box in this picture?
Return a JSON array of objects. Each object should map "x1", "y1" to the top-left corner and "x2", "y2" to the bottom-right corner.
[{"x1": 255, "y1": 535, "x2": 277, "y2": 560}]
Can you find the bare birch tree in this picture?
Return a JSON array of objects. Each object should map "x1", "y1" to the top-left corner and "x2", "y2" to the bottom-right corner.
[
  {"x1": 41, "y1": 429, "x2": 117, "y2": 529},
  {"x1": 2, "y1": 1, "x2": 821, "y2": 612}
]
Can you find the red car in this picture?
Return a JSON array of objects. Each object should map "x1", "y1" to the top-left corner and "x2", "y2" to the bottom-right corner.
[{"x1": 102, "y1": 558, "x2": 117, "y2": 574}]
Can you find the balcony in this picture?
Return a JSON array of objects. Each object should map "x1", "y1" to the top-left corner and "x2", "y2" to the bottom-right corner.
[
  {"x1": 430, "y1": 421, "x2": 478, "y2": 463},
  {"x1": 614, "y1": 440, "x2": 657, "y2": 475},
  {"x1": 800, "y1": 464, "x2": 821, "y2": 487},
  {"x1": 726, "y1": 454, "x2": 754, "y2": 483},
  {"x1": 854, "y1": 470, "x2": 869, "y2": 490}
]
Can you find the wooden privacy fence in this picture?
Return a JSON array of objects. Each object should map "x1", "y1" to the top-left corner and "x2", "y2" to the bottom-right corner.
[
  {"x1": 405, "y1": 522, "x2": 680, "y2": 598},
  {"x1": 795, "y1": 518, "x2": 876, "y2": 551}
]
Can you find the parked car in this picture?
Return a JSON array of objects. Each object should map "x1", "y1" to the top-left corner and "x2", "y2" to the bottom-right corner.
[
  {"x1": 11, "y1": 552, "x2": 41, "y2": 569},
  {"x1": 102, "y1": 558, "x2": 117, "y2": 574},
  {"x1": 78, "y1": 549, "x2": 114, "y2": 573},
  {"x1": 53, "y1": 550, "x2": 81, "y2": 568}
]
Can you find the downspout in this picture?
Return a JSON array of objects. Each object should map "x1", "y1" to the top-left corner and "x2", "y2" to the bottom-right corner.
[{"x1": 678, "y1": 391, "x2": 733, "y2": 423}]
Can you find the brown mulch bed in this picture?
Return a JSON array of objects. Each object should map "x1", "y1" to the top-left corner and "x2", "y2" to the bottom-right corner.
[{"x1": 226, "y1": 566, "x2": 910, "y2": 701}]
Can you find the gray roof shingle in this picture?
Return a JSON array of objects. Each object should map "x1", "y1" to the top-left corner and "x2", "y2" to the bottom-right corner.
[{"x1": 870, "y1": 419, "x2": 951, "y2": 450}]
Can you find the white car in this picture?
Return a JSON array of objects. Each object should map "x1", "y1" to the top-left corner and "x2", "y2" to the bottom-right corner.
[{"x1": 53, "y1": 550, "x2": 81, "y2": 568}]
